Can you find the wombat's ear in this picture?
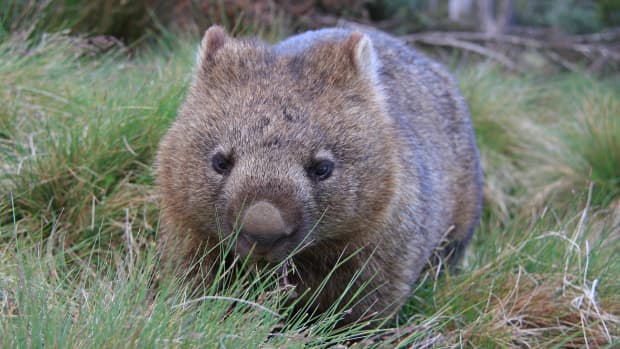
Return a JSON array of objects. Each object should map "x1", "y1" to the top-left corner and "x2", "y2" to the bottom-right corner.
[
  {"x1": 196, "y1": 25, "x2": 230, "y2": 66},
  {"x1": 343, "y1": 32, "x2": 379, "y2": 85}
]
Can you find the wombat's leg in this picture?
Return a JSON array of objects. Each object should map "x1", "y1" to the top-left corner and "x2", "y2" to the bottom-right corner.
[
  {"x1": 441, "y1": 238, "x2": 469, "y2": 271},
  {"x1": 427, "y1": 231, "x2": 473, "y2": 275}
]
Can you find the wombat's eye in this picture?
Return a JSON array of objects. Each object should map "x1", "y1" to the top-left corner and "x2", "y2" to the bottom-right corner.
[
  {"x1": 211, "y1": 152, "x2": 233, "y2": 175},
  {"x1": 309, "y1": 160, "x2": 334, "y2": 181}
]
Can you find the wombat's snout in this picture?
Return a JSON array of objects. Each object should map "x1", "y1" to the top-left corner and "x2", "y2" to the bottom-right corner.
[{"x1": 239, "y1": 201, "x2": 297, "y2": 252}]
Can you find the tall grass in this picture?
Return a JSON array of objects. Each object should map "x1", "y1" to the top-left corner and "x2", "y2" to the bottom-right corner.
[
  {"x1": 0, "y1": 27, "x2": 619, "y2": 347},
  {"x1": 0, "y1": 31, "x2": 191, "y2": 256},
  {"x1": 459, "y1": 66, "x2": 540, "y2": 222},
  {"x1": 521, "y1": 77, "x2": 620, "y2": 208}
]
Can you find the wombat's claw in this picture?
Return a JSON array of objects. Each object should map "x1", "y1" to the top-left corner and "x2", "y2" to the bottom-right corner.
[{"x1": 279, "y1": 259, "x2": 298, "y2": 298}]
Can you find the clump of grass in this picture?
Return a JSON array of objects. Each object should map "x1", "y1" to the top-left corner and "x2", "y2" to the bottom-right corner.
[
  {"x1": 401, "y1": 191, "x2": 620, "y2": 347},
  {"x1": 0, "y1": 226, "x2": 286, "y2": 348},
  {"x1": 461, "y1": 67, "x2": 620, "y2": 219},
  {"x1": 458, "y1": 66, "x2": 542, "y2": 222},
  {"x1": 0, "y1": 201, "x2": 394, "y2": 348},
  {"x1": 0, "y1": 31, "x2": 191, "y2": 254},
  {"x1": 460, "y1": 66, "x2": 533, "y2": 157},
  {"x1": 521, "y1": 76, "x2": 620, "y2": 209}
]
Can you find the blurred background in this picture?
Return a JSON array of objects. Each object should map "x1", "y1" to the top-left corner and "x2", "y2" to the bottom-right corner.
[{"x1": 2, "y1": 0, "x2": 620, "y2": 74}]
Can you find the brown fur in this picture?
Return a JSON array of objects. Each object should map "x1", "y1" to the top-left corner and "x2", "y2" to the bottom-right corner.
[{"x1": 156, "y1": 25, "x2": 483, "y2": 324}]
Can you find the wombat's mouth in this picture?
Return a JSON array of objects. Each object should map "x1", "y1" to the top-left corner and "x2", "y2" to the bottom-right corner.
[{"x1": 234, "y1": 230, "x2": 301, "y2": 263}]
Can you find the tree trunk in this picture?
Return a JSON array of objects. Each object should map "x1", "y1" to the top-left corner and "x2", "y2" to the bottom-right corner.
[
  {"x1": 449, "y1": 0, "x2": 473, "y2": 22},
  {"x1": 478, "y1": 0, "x2": 513, "y2": 35}
]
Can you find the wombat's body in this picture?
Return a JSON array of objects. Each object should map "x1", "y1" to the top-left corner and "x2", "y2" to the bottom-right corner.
[{"x1": 156, "y1": 25, "x2": 483, "y2": 324}]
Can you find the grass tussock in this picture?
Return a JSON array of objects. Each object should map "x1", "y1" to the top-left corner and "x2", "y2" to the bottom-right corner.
[
  {"x1": 1, "y1": 27, "x2": 619, "y2": 347},
  {"x1": 1, "y1": 32, "x2": 192, "y2": 252},
  {"x1": 522, "y1": 80, "x2": 620, "y2": 208},
  {"x1": 459, "y1": 66, "x2": 541, "y2": 221}
]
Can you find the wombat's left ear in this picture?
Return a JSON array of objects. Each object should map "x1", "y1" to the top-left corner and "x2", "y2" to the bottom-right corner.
[
  {"x1": 343, "y1": 32, "x2": 379, "y2": 84},
  {"x1": 196, "y1": 25, "x2": 230, "y2": 66}
]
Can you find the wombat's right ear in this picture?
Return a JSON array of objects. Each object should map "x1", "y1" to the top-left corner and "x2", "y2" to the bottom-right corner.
[
  {"x1": 196, "y1": 25, "x2": 230, "y2": 66},
  {"x1": 343, "y1": 32, "x2": 380, "y2": 86}
]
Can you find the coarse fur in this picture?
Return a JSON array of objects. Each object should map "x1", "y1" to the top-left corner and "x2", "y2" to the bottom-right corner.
[{"x1": 156, "y1": 24, "x2": 483, "y2": 324}]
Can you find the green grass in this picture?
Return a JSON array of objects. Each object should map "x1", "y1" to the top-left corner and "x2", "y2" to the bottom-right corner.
[
  {"x1": 521, "y1": 76, "x2": 620, "y2": 208},
  {"x1": 1, "y1": 29, "x2": 619, "y2": 347}
]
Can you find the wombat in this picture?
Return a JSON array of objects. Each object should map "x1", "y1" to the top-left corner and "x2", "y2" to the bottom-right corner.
[{"x1": 156, "y1": 24, "x2": 483, "y2": 324}]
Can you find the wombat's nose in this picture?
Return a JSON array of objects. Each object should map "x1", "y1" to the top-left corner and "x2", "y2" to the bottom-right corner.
[{"x1": 240, "y1": 201, "x2": 293, "y2": 247}]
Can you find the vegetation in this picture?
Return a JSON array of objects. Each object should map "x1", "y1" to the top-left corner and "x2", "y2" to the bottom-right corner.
[{"x1": 1, "y1": 1, "x2": 619, "y2": 347}]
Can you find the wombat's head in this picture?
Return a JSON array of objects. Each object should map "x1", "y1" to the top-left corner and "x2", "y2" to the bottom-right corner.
[{"x1": 156, "y1": 26, "x2": 399, "y2": 263}]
